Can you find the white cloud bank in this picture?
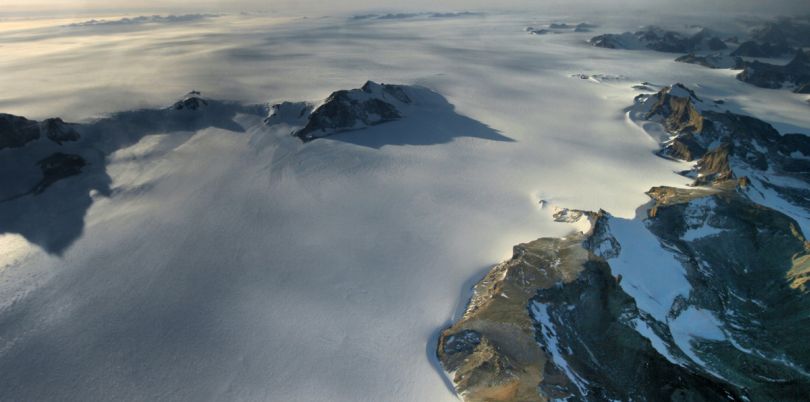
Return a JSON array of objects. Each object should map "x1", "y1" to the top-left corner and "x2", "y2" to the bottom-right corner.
[{"x1": 3, "y1": 0, "x2": 809, "y2": 17}]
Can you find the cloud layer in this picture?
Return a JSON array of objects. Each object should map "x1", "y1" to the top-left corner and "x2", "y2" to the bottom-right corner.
[{"x1": 4, "y1": 0, "x2": 810, "y2": 17}]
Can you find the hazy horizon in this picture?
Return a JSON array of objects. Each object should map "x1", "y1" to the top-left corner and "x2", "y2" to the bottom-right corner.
[{"x1": 3, "y1": 0, "x2": 810, "y2": 18}]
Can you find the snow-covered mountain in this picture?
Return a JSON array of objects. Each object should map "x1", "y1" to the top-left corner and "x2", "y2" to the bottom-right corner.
[
  {"x1": 438, "y1": 83, "x2": 810, "y2": 401},
  {"x1": 590, "y1": 27, "x2": 728, "y2": 53}
]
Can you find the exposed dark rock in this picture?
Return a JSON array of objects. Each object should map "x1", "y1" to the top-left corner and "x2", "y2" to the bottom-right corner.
[
  {"x1": 676, "y1": 53, "x2": 743, "y2": 69},
  {"x1": 33, "y1": 152, "x2": 86, "y2": 194},
  {"x1": 0, "y1": 92, "x2": 267, "y2": 254},
  {"x1": 527, "y1": 22, "x2": 596, "y2": 35},
  {"x1": 643, "y1": 83, "x2": 704, "y2": 134},
  {"x1": 640, "y1": 83, "x2": 810, "y2": 189},
  {"x1": 293, "y1": 81, "x2": 411, "y2": 142},
  {"x1": 642, "y1": 190, "x2": 810, "y2": 400},
  {"x1": 590, "y1": 27, "x2": 727, "y2": 53},
  {"x1": 172, "y1": 91, "x2": 208, "y2": 110},
  {"x1": 736, "y1": 50, "x2": 810, "y2": 90},
  {"x1": 751, "y1": 16, "x2": 810, "y2": 48},
  {"x1": 526, "y1": 28, "x2": 549, "y2": 35},
  {"x1": 690, "y1": 28, "x2": 728, "y2": 51},
  {"x1": 693, "y1": 143, "x2": 733, "y2": 185},
  {"x1": 41, "y1": 118, "x2": 80, "y2": 145},
  {"x1": 264, "y1": 101, "x2": 313, "y2": 126},
  {"x1": 530, "y1": 253, "x2": 745, "y2": 402},
  {"x1": 439, "y1": 83, "x2": 810, "y2": 401},
  {"x1": 662, "y1": 134, "x2": 706, "y2": 161},
  {"x1": 437, "y1": 235, "x2": 590, "y2": 402},
  {"x1": 731, "y1": 40, "x2": 795, "y2": 58},
  {"x1": 0, "y1": 114, "x2": 80, "y2": 149},
  {"x1": 0, "y1": 113, "x2": 41, "y2": 149},
  {"x1": 574, "y1": 23, "x2": 597, "y2": 32}
]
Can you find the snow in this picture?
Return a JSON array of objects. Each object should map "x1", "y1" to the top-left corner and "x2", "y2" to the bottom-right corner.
[
  {"x1": 631, "y1": 317, "x2": 681, "y2": 364},
  {"x1": 668, "y1": 84, "x2": 696, "y2": 99},
  {"x1": 683, "y1": 224, "x2": 725, "y2": 241},
  {"x1": 606, "y1": 215, "x2": 692, "y2": 322},
  {"x1": 0, "y1": 10, "x2": 808, "y2": 402},
  {"x1": 669, "y1": 306, "x2": 728, "y2": 378},
  {"x1": 681, "y1": 197, "x2": 726, "y2": 241},
  {"x1": 743, "y1": 174, "x2": 810, "y2": 236},
  {"x1": 530, "y1": 302, "x2": 591, "y2": 396}
]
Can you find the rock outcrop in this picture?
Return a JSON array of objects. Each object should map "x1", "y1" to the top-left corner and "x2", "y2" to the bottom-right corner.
[
  {"x1": 527, "y1": 22, "x2": 596, "y2": 35},
  {"x1": 0, "y1": 113, "x2": 80, "y2": 150},
  {"x1": 730, "y1": 16, "x2": 809, "y2": 58},
  {"x1": 750, "y1": 16, "x2": 810, "y2": 48},
  {"x1": 437, "y1": 84, "x2": 810, "y2": 401},
  {"x1": 0, "y1": 113, "x2": 41, "y2": 150},
  {"x1": 730, "y1": 40, "x2": 795, "y2": 58},
  {"x1": 736, "y1": 50, "x2": 810, "y2": 92},
  {"x1": 33, "y1": 152, "x2": 87, "y2": 194},
  {"x1": 590, "y1": 27, "x2": 727, "y2": 53},
  {"x1": 675, "y1": 53, "x2": 743, "y2": 69},
  {"x1": 172, "y1": 90, "x2": 209, "y2": 111},
  {"x1": 293, "y1": 81, "x2": 412, "y2": 142}
]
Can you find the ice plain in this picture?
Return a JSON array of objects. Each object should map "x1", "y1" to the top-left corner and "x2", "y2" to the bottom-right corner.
[{"x1": 1, "y1": 10, "x2": 810, "y2": 401}]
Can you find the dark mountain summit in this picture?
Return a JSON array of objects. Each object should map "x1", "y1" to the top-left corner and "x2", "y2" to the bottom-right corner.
[
  {"x1": 590, "y1": 27, "x2": 727, "y2": 53},
  {"x1": 293, "y1": 81, "x2": 412, "y2": 142},
  {"x1": 737, "y1": 50, "x2": 810, "y2": 92}
]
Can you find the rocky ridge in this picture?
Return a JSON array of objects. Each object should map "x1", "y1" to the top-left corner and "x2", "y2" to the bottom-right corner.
[
  {"x1": 590, "y1": 27, "x2": 727, "y2": 53},
  {"x1": 736, "y1": 50, "x2": 810, "y2": 92},
  {"x1": 291, "y1": 81, "x2": 412, "y2": 142},
  {"x1": 526, "y1": 22, "x2": 596, "y2": 35},
  {"x1": 592, "y1": 17, "x2": 810, "y2": 94},
  {"x1": 730, "y1": 40, "x2": 795, "y2": 58},
  {"x1": 0, "y1": 91, "x2": 265, "y2": 252},
  {"x1": 0, "y1": 113, "x2": 80, "y2": 150},
  {"x1": 437, "y1": 84, "x2": 810, "y2": 401},
  {"x1": 675, "y1": 53, "x2": 743, "y2": 69}
]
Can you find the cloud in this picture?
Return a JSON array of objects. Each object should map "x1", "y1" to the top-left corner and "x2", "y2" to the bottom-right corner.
[
  {"x1": 2, "y1": 0, "x2": 810, "y2": 18},
  {"x1": 67, "y1": 14, "x2": 219, "y2": 27},
  {"x1": 349, "y1": 11, "x2": 481, "y2": 21}
]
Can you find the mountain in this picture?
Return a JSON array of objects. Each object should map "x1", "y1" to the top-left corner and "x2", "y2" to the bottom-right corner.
[
  {"x1": 527, "y1": 22, "x2": 596, "y2": 35},
  {"x1": 590, "y1": 27, "x2": 727, "y2": 53},
  {"x1": 0, "y1": 92, "x2": 265, "y2": 252},
  {"x1": 437, "y1": 84, "x2": 810, "y2": 401},
  {"x1": 736, "y1": 50, "x2": 810, "y2": 92},
  {"x1": 675, "y1": 53, "x2": 743, "y2": 69},
  {"x1": 291, "y1": 81, "x2": 412, "y2": 142},
  {"x1": 0, "y1": 114, "x2": 80, "y2": 150},
  {"x1": 750, "y1": 16, "x2": 810, "y2": 48},
  {"x1": 730, "y1": 40, "x2": 795, "y2": 58}
]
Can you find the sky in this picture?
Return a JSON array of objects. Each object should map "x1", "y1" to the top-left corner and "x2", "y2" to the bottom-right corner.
[{"x1": 3, "y1": 0, "x2": 810, "y2": 18}]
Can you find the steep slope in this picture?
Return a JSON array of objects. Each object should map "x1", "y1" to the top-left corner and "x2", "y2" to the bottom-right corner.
[
  {"x1": 590, "y1": 27, "x2": 727, "y2": 53},
  {"x1": 437, "y1": 84, "x2": 810, "y2": 401},
  {"x1": 736, "y1": 50, "x2": 810, "y2": 92},
  {"x1": 0, "y1": 92, "x2": 266, "y2": 253},
  {"x1": 292, "y1": 81, "x2": 413, "y2": 142}
]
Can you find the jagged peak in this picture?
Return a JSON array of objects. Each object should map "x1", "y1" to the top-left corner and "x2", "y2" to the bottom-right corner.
[
  {"x1": 171, "y1": 90, "x2": 209, "y2": 111},
  {"x1": 293, "y1": 81, "x2": 413, "y2": 142},
  {"x1": 665, "y1": 83, "x2": 702, "y2": 102}
]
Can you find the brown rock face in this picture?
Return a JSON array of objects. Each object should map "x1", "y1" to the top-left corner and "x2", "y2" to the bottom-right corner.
[
  {"x1": 437, "y1": 236, "x2": 589, "y2": 402},
  {"x1": 645, "y1": 85, "x2": 704, "y2": 134},
  {"x1": 437, "y1": 83, "x2": 810, "y2": 401}
]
